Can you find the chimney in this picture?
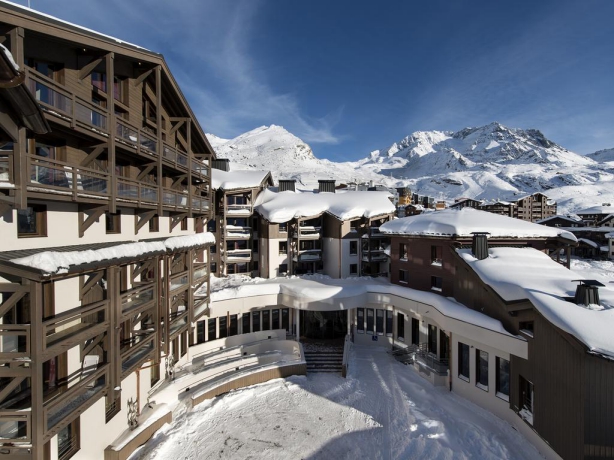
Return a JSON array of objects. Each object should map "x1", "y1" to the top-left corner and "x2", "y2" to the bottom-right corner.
[
  {"x1": 211, "y1": 158, "x2": 230, "y2": 171},
  {"x1": 318, "y1": 180, "x2": 336, "y2": 193},
  {"x1": 471, "y1": 232, "x2": 490, "y2": 260},
  {"x1": 573, "y1": 280, "x2": 604, "y2": 306},
  {"x1": 278, "y1": 179, "x2": 296, "y2": 192}
]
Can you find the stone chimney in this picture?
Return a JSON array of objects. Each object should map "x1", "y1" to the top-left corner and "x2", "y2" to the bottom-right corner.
[
  {"x1": 279, "y1": 179, "x2": 296, "y2": 192},
  {"x1": 471, "y1": 232, "x2": 490, "y2": 260},
  {"x1": 318, "y1": 180, "x2": 336, "y2": 193},
  {"x1": 573, "y1": 280, "x2": 604, "y2": 306},
  {"x1": 211, "y1": 158, "x2": 230, "y2": 171}
]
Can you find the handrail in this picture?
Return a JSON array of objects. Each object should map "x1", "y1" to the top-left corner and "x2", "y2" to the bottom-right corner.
[
  {"x1": 0, "y1": 409, "x2": 31, "y2": 443},
  {"x1": 117, "y1": 177, "x2": 158, "y2": 204},
  {"x1": 43, "y1": 363, "x2": 108, "y2": 415},
  {"x1": 42, "y1": 299, "x2": 107, "y2": 331},
  {"x1": 0, "y1": 324, "x2": 31, "y2": 358}
]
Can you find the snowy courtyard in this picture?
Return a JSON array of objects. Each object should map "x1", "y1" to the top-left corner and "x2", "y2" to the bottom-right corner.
[{"x1": 132, "y1": 346, "x2": 541, "y2": 460}]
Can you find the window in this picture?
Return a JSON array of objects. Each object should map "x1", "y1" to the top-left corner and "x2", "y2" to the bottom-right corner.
[
  {"x1": 357, "y1": 308, "x2": 365, "y2": 333},
  {"x1": 519, "y1": 376, "x2": 534, "y2": 425},
  {"x1": 279, "y1": 241, "x2": 287, "y2": 255},
  {"x1": 105, "y1": 393, "x2": 121, "y2": 423},
  {"x1": 458, "y1": 342, "x2": 470, "y2": 381},
  {"x1": 366, "y1": 309, "x2": 374, "y2": 334},
  {"x1": 400, "y1": 243, "x2": 408, "y2": 260},
  {"x1": 272, "y1": 309, "x2": 280, "y2": 329},
  {"x1": 376, "y1": 309, "x2": 384, "y2": 335},
  {"x1": 350, "y1": 264, "x2": 358, "y2": 275},
  {"x1": 262, "y1": 310, "x2": 270, "y2": 331},
  {"x1": 181, "y1": 217, "x2": 188, "y2": 231},
  {"x1": 229, "y1": 315, "x2": 238, "y2": 336},
  {"x1": 196, "y1": 321, "x2": 205, "y2": 344},
  {"x1": 17, "y1": 205, "x2": 47, "y2": 237},
  {"x1": 399, "y1": 269, "x2": 408, "y2": 284},
  {"x1": 252, "y1": 243, "x2": 258, "y2": 254},
  {"x1": 411, "y1": 318, "x2": 419, "y2": 346},
  {"x1": 58, "y1": 417, "x2": 79, "y2": 460},
  {"x1": 431, "y1": 276, "x2": 443, "y2": 292},
  {"x1": 210, "y1": 245, "x2": 216, "y2": 254},
  {"x1": 219, "y1": 316, "x2": 228, "y2": 339},
  {"x1": 386, "y1": 310, "x2": 393, "y2": 337},
  {"x1": 427, "y1": 324, "x2": 437, "y2": 354},
  {"x1": 278, "y1": 263, "x2": 288, "y2": 275},
  {"x1": 350, "y1": 220, "x2": 360, "y2": 232},
  {"x1": 149, "y1": 214, "x2": 159, "y2": 232},
  {"x1": 252, "y1": 261, "x2": 259, "y2": 271},
  {"x1": 431, "y1": 245, "x2": 442, "y2": 266},
  {"x1": 242, "y1": 314, "x2": 251, "y2": 334},
  {"x1": 252, "y1": 311, "x2": 261, "y2": 332},
  {"x1": 519, "y1": 321, "x2": 534, "y2": 337},
  {"x1": 282, "y1": 308, "x2": 290, "y2": 332},
  {"x1": 252, "y1": 218, "x2": 259, "y2": 231},
  {"x1": 496, "y1": 357, "x2": 510, "y2": 400},
  {"x1": 210, "y1": 262, "x2": 217, "y2": 273},
  {"x1": 279, "y1": 222, "x2": 287, "y2": 232},
  {"x1": 208, "y1": 318, "x2": 217, "y2": 341},
  {"x1": 476, "y1": 349, "x2": 489, "y2": 391},
  {"x1": 349, "y1": 240, "x2": 358, "y2": 255},
  {"x1": 207, "y1": 219, "x2": 216, "y2": 232},
  {"x1": 397, "y1": 312, "x2": 405, "y2": 341},
  {"x1": 106, "y1": 211, "x2": 121, "y2": 234}
]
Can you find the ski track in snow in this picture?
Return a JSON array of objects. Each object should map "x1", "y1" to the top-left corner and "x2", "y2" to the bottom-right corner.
[{"x1": 132, "y1": 347, "x2": 541, "y2": 460}]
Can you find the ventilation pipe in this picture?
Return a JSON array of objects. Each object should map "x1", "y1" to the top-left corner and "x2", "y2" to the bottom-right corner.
[
  {"x1": 211, "y1": 158, "x2": 230, "y2": 171},
  {"x1": 278, "y1": 179, "x2": 296, "y2": 192},
  {"x1": 471, "y1": 232, "x2": 490, "y2": 260},
  {"x1": 318, "y1": 180, "x2": 336, "y2": 193}
]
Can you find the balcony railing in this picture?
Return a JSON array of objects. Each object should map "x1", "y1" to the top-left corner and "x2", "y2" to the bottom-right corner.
[
  {"x1": 43, "y1": 364, "x2": 108, "y2": 434},
  {"x1": 226, "y1": 204, "x2": 252, "y2": 214},
  {"x1": 293, "y1": 226, "x2": 321, "y2": 239},
  {"x1": 0, "y1": 324, "x2": 30, "y2": 359},
  {"x1": 121, "y1": 284, "x2": 155, "y2": 318},
  {"x1": 117, "y1": 178, "x2": 158, "y2": 205},
  {"x1": 193, "y1": 265, "x2": 208, "y2": 283},
  {"x1": 0, "y1": 410, "x2": 31, "y2": 444},
  {"x1": 162, "y1": 188, "x2": 189, "y2": 210},
  {"x1": 225, "y1": 249, "x2": 252, "y2": 261},
  {"x1": 225, "y1": 226, "x2": 251, "y2": 238},
  {"x1": 162, "y1": 143, "x2": 188, "y2": 171},
  {"x1": 28, "y1": 155, "x2": 109, "y2": 198},
  {"x1": 42, "y1": 300, "x2": 109, "y2": 360},
  {"x1": 0, "y1": 155, "x2": 11, "y2": 183},
  {"x1": 120, "y1": 334, "x2": 155, "y2": 377},
  {"x1": 293, "y1": 249, "x2": 322, "y2": 262},
  {"x1": 169, "y1": 272, "x2": 189, "y2": 292}
]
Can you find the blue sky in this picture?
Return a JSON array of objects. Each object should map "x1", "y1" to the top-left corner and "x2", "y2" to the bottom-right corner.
[{"x1": 18, "y1": 0, "x2": 614, "y2": 160}]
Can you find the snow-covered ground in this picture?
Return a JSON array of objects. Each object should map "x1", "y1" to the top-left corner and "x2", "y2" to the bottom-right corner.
[
  {"x1": 132, "y1": 346, "x2": 541, "y2": 460},
  {"x1": 570, "y1": 257, "x2": 614, "y2": 284}
]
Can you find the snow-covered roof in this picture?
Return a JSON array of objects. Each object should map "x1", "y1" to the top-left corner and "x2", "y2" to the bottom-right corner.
[
  {"x1": 8, "y1": 233, "x2": 215, "y2": 275},
  {"x1": 577, "y1": 238, "x2": 599, "y2": 249},
  {"x1": 0, "y1": 43, "x2": 19, "y2": 71},
  {"x1": 1, "y1": 0, "x2": 152, "y2": 53},
  {"x1": 536, "y1": 215, "x2": 581, "y2": 224},
  {"x1": 379, "y1": 208, "x2": 577, "y2": 241},
  {"x1": 458, "y1": 247, "x2": 614, "y2": 358},
  {"x1": 606, "y1": 232, "x2": 614, "y2": 239},
  {"x1": 254, "y1": 189, "x2": 395, "y2": 223},
  {"x1": 211, "y1": 168, "x2": 271, "y2": 191},
  {"x1": 575, "y1": 205, "x2": 614, "y2": 215}
]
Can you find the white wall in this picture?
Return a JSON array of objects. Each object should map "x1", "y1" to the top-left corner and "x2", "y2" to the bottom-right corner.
[
  {"x1": 322, "y1": 237, "x2": 339, "y2": 278},
  {"x1": 264, "y1": 237, "x2": 288, "y2": 278},
  {"x1": 341, "y1": 239, "x2": 360, "y2": 278}
]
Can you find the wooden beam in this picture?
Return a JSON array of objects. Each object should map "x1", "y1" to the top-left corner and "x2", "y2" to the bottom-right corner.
[
  {"x1": 136, "y1": 163, "x2": 156, "y2": 181},
  {"x1": 0, "y1": 201, "x2": 12, "y2": 218},
  {"x1": 170, "y1": 213, "x2": 188, "y2": 232},
  {"x1": 171, "y1": 175, "x2": 187, "y2": 188},
  {"x1": 0, "y1": 290, "x2": 27, "y2": 318},
  {"x1": 107, "y1": 52, "x2": 117, "y2": 214},
  {"x1": 169, "y1": 119, "x2": 184, "y2": 136},
  {"x1": 135, "y1": 210, "x2": 157, "y2": 233},
  {"x1": 80, "y1": 144, "x2": 106, "y2": 168},
  {"x1": 131, "y1": 260, "x2": 153, "y2": 283},
  {"x1": 78, "y1": 56, "x2": 104, "y2": 80},
  {"x1": 0, "y1": 377, "x2": 25, "y2": 404},
  {"x1": 82, "y1": 333, "x2": 105, "y2": 358},
  {"x1": 134, "y1": 68, "x2": 154, "y2": 86},
  {"x1": 155, "y1": 66, "x2": 163, "y2": 216},
  {"x1": 80, "y1": 271, "x2": 104, "y2": 299},
  {"x1": 79, "y1": 205, "x2": 107, "y2": 238}
]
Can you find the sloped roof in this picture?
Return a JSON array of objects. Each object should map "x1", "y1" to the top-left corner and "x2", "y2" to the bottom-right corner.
[{"x1": 211, "y1": 168, "x2": 272, "y2": 191}]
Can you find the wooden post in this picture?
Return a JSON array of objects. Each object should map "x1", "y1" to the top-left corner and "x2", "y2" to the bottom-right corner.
[
  {"x1": 9, "y1": 28, "x2": 26, "y2": 210},
  {"x1": 155, "y1": 66, "x2": 163, "y2": 216},
  {"x1": 106, "y1": 53, "x2": 117, "y2": 214},
  {"x1": 187, "y1": 119, "x2": 192, "y2": 217},
  {"x1": 29, "y1": 280, "x2": 45, "y2": 460},
  {"x1": 107, "y1": 267, "x2": 120, "y2": 392}
]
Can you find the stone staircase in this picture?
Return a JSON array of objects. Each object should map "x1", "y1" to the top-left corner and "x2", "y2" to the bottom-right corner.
[{"x1": 304, "y1": 347, "x2": 344, "y2": 373}]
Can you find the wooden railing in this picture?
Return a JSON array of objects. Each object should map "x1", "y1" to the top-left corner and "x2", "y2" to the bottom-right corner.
[
  {"x1": 0, "y1": 324, "x2": 30, "y2": 359},
  {"x1": 0, "y1": 409, "x2": 31, "y2": 443},
  {"x1": 117, "y1": 177, "x2": 158, "y2": 205},
  {"x1": 42, "y1": 300, "x2": 109, "y2": 360},
  {"x1": 120, "y1": 284, "x2": 155, "y2": 319}
]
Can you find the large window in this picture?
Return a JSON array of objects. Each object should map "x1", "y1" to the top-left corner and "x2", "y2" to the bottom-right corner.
[
  {"x1": 196, "y1": 321, "x2": 205, "y2": 344},
  {"x1": 279, "y1": 222, "x2": 287, "y2": 232},
  {"x1": 399, "y1": 269, "x2": 408, "y2": 283},
  {"x1": 397, "y1": 312, "x2": 405, "y2": 341},
  {"x1": 242, "y1": 314, "x2": 251, "y2": 334},
  {"x1": 431, "y1": 245, "x2": 442, "y2": 266},
  {"x1": 349, "y1": 241, "x2": 358, "y2": 255},
  {"x1": 272, "y1": 309, "x2": 280, "y2": 330},
  {"x1": 366, "y1": 309, "x2": 374, "y2": 335},
  {"x1": 411, "y1": 318, "x2": 419, "y2": 346},
  {"x1": 376, "y1": 309, "x2": 384, "y2": 335},
  {"x1": 58, "y1": 417, "x2": 79, "y2": 460},
  {"x1": 357, "y1": 308, "x2": 365, "y2": 333},
  {"x1": 476, "y1": 349, "x2": 489, "y2": 390},
  {"x1": 17, "y1": 205, "x2": 47, "y2": 237},
  {"x1": 262, "y1": 310, "x2": 270, "y2": 331},
  {"x1": 496, "y1": 357, "x2": 510, "y2": 400},
  {"x1": 386, "y1": 310, "x2": 393, "y2": 337},
  {"x1": 458, "y1": 342, "x2": 470, "y2": 381},
  {"x1": 279, "y1": 241, "x2": 287, "y2": 255},
  {"x1": 208, "y1": 318, "x2": 217, "y2": 341},
  {"x1": 229, "y1": 315, "x2": 238, "y2": 336},
  {"x1": 218, "y1": 316, "x2": 228, "y2": 339},
  {"x1": 252, "y1": 311, "x2": 261, "y2": 332},
  {"x1": 106, "y1": 211, "x2": 121, "y2": 234},
  {"x1": 427, "y1": 324, "x2": 437, "y2": 354},
  {"x1": 431, "y1": 276, "x2": 443, "y2": 292}
]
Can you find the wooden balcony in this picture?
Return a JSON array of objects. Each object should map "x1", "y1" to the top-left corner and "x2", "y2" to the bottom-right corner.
[
  {"x1": 120, "y1": 284, "x2": 156, "y2": 320},
  {"x1": 0, "y1": 324, "x2": 30, "y2": 360},
  {"x1": 120, "y1": 334, "x2": 155, "y2": 378},
  {"x1": 24, "y1": 67, "x2": 209, "y2": 180}
]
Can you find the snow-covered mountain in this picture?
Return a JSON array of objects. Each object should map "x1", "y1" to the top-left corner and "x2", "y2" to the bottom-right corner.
[{"x1": 207, "y1": 123, "x2": 614, "y2": 214}]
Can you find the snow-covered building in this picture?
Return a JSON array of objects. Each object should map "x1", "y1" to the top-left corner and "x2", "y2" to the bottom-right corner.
[
  {"x1": 0, "y1": 4, "x2": 215, "y2": 459},
  {"x1": 254, "y1": 184, "x2": 395, "y2": 278},
  {"x1": 575, "y1": 204, "x2": 614, "y2": 226},
  {"x1": 209, "y1": 159, "x2": 273, "y2": 277},
  {"x1": 382, "y1": 209, "x2": 614, "y2": 459}
]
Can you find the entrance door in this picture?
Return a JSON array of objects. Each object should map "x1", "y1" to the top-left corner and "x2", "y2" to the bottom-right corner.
[
  {"x1": 439, "y1": 330, "x2": 450, "y2": 361},
  {"x1": 300, "y1": 310, "x2": 347, "y2": 340}
]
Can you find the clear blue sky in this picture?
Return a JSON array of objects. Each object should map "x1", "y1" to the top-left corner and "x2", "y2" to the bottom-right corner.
[{"x1": 17, "y1": 0, "x2": 614, "y2": 160}]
